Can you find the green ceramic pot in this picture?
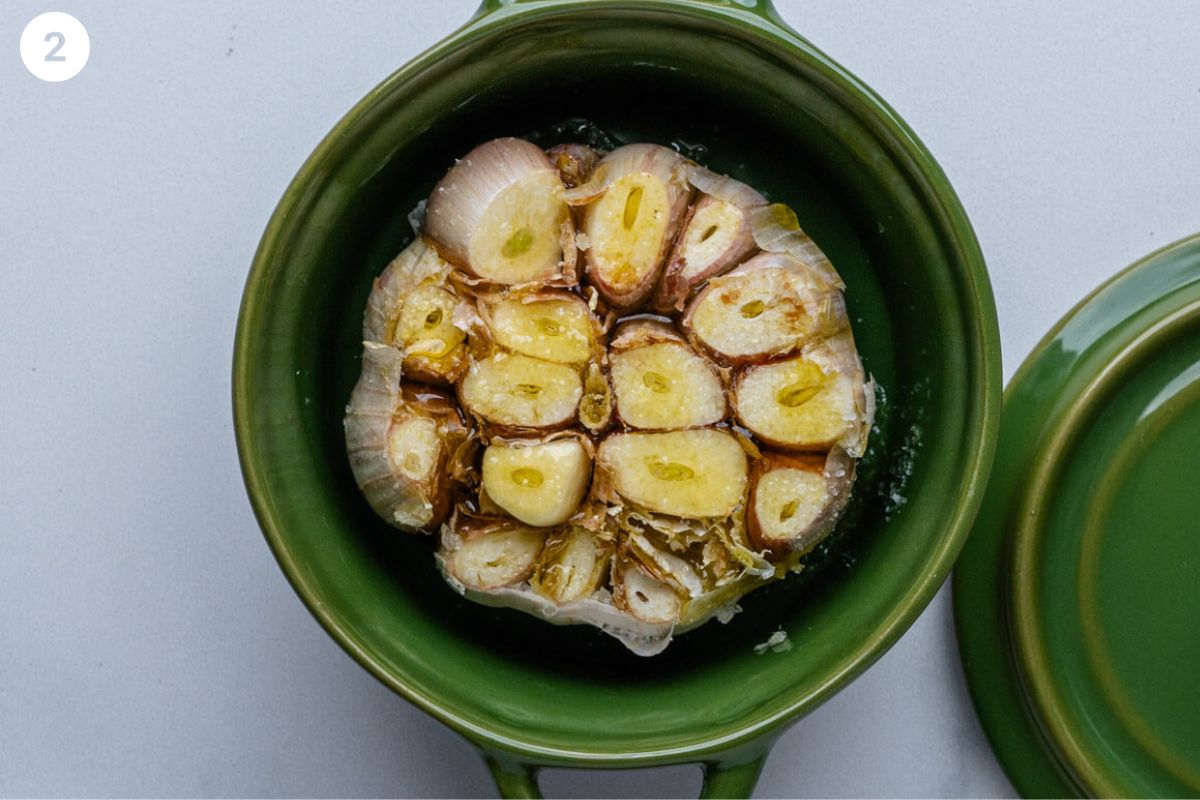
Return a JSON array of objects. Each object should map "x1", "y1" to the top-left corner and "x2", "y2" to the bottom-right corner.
[{"x1": 233, "y1": 1, "x2": 1001, "y2": 796}]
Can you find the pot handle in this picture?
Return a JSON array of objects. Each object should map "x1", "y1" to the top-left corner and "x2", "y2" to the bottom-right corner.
[
  {"x1": 471, "y1": 0, "x2": 785, "y2": 28},
  {"x1": 485, "y1": 751, "x2": 769, "y2": 799}
]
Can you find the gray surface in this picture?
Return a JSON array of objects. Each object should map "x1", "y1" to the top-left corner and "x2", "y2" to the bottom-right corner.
[{"x1": 2, "y1": 0, "x2": 1198, "y2": 796}]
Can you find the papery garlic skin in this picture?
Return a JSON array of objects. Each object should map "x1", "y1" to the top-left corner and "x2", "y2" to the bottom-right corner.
[
  {"x1": 626, "y1": 530, "x2": 707, "y2": 599},
  {"x1": 579, "y1": 144, "x2": 694, "y2": 309},
  {"x1": 424, "y1": 138, "x2": 572, "y2": 285},
  {"x1": 447, "y1": 578, "x2": 677, "y2": 657},
  {"x1": 750, "y1": 202, "x2": 844, "y2": 289}
]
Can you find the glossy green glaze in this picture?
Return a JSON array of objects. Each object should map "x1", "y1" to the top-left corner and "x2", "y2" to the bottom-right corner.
[
  {"x1": 955, "y1": 233, "x2": 1200, "y2": 798},
  {"x1": 234, "y1": 0, "x2": 1000, "y2": 796}
]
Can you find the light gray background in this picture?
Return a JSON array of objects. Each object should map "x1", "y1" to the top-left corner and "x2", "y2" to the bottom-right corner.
[{"x1": 2, "y1": 1, "x2": 1198, "y2": 796}]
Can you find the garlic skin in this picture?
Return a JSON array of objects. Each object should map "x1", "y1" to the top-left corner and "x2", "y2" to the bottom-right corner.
[
  {"x1": 652, "y1": 167, "x2": 767, "y2": 312},
  {"x1": 578, "y1": 144, "x2": 694, "y2": 309},
  {"x1": 423, "y1": 138, "x2": 572, "y2": 285},
  {"x1": 447, "y1": 577, "x2": 678, "y2": 657},
  {"x1": 363, "y1": 237, "x2": 470, "y2": 386},
  {"x1": 626, "y1": 531, "x2": 707, "y2": 599},
  {"x1": 344, "y1": 343, "x2": 470, "y2": 532},
  {"x1": 750, "y1": 202, "x2": 844, "y2": 290}
]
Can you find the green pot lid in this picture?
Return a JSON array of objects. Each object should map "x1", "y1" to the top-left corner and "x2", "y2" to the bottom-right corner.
[{"x1": 955, "y1": 233, "x2": 1200, "y2": 797}]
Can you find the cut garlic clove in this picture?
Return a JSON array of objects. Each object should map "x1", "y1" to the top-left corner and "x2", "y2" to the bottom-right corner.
[
  {"x1": 609, "y1": 321, "x2": 725, "y2": 430},
  {"x1": 546, "y1": 143, "x2": 600, "y2": 190},
  {"x1": 480, "y1": 290, "x2": 599, "y2": 365},
  {"x1": 605, "y1": 316, "x2": 681, "y2": 350},
  {"x1": 626, "y1": 531, "x2": 707, "y2": 599},
  {"x1": 597, "y1": 429, "x2": 749, "y2": 519},
  {"x1": 344, "y1": 343, "x2": 469, "y2": 532},
  {"x1": 481, "y1": 436, "x2": 592, "y2": 527},
  {"x1": 531, "y1": 527, "x2": 613, "y2": 604},
  {"x1": 732, "y1": 332, "x2": 871, "y2": 453},
  {"x1": 613, "y1": 554, "x2": 682, "y2": 624},
  {"x1": 578, "y1": 361, "x2": 614, "y2": 434},
  {"x1": 423, "y1": 138, "x2": 571, "y2": 285},
  {"x1": 363, "y1": 238, "x2": 470, "y2": 386},
  {"x1": 683, "y1": 251, "x2": 848, "y2": 366},
  {"x1": 746, "y1": 449, "x2": 855, "y2": 558},
  {"x1": 580, "y1": 144, "x2": 693, "y2": 309},
  {"x1": 443, "y1": 517, "x2": 547, "y2": 591},
  {"x1": 458, "y1": 351, "x2": 583, "y2": 430},
  {"x1": 653, "y1": 168, "x2": 767, "y2": 312}
]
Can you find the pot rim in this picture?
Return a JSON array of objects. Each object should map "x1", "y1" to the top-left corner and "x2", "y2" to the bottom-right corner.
[{"x1": 233, "y1": 0, "x2": 1001, "y2": 765}]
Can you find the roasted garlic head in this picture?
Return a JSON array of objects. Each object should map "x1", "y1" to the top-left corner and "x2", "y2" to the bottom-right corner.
[{"x1": 345, "y1": 137, "x2": 874, "y2": 655}]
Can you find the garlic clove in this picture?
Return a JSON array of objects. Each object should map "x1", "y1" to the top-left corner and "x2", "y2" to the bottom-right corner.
[
  {"x1": 546, "y1": 143, "x2": 601, "y2": 190},
  {"x1": 612, "y1": 554, "x2": 682, "y2": 625},
  {"x1": 596, "y1": 429, "x2": 749, "y2": 519},
  {"x1": 344, "y1": 343, "x2": 470, "y2": 532},
  {"x1": 481, "y1": 435, "x2": 592, "y2": 527},
  {"x1": 531, "y1": 526, "x2": 613, "y2": 604},
  {"x1": 683, "y1": 251, "x2": 849, "y2": 366},
  {"x1": 424, "y1": 137, "x2": 572, "y2": 285},
  {"x1": 608, "y1": 320, "x2": 725, "y2": 430},
  {"x1": 578, "y1": 361, "x2": 614, "y2": 434},
  {"x1": 732, "y1": 332, "x2": 871, "y2": 454},
  {"x1": 653, "y1": 167, "x2": 767, "y2": 312},
  {"x1": 458, "y1": 351, "x2": 583, "y2": 431},
  {"x1": 746, "y1": 449, "x2": 855, "y2": 558},
  {"x1": 579, "y1": 144, "x2": 693, "y2": 309},
  {"x1": 480, "y1": 289, "x2": 600, "y2": 365},
  {"x1": 443, "y1": 515, "x2": 547, "y2": 591},
  {"x1": 363, "y1": 238, "x2": 470, "y2": 386}
]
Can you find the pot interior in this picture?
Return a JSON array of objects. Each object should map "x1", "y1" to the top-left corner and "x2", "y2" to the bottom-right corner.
[{"x1": 238, "y1": 4, "x2": 992, "y2": 759}]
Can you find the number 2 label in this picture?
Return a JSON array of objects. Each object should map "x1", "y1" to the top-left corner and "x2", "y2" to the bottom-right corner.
[{"x1": 44, "y1": 32, "x2": 66, "y2": 62}]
